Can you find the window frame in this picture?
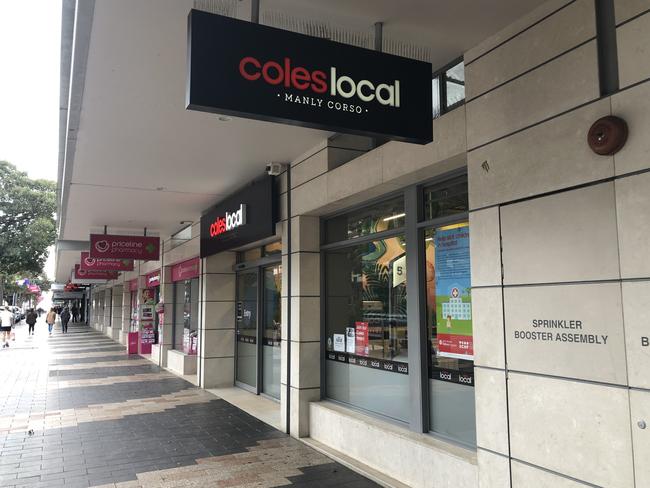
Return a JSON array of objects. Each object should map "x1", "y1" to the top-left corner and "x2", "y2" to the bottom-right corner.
[
  {"x1": 320, "y1": 168, "x2": 474, "y2": 447},
  {"x1": 432, "y1": 57, "x2": 465, "y2": 118}
]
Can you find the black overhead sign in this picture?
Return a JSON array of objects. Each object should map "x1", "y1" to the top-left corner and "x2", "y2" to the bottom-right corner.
[
  {"x1": 186, "y1": 10, "x2": 433, "y2": 144},
  {"x1": 200, "y1": 174, "x2": 276, "y2": 258}
]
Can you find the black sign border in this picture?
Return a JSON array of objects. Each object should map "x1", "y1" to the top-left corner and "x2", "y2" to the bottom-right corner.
[
  {"x1": 186, "y1": 9, "x2": 433, "y2": 144},
  {"x1": 200, "y1": 174, "x2": 277, "y2": 258}
]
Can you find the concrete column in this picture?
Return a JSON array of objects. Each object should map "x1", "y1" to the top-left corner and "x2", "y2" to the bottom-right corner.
[
  {"x1": 120, "y1": 286, "x2": 130, "y2": 344},
  {"x1": 154, "y1": 266, "x2": 174, "y2": 367},
  {"x1": 111, "y1": 285, "x2": 123, "y2": 341},
  {"x1": 282, "y1": 215, "x2": 321, "y2": 438},
  {"x1": 103, "y1": 288, "x2": 113, "y2": 337},
  {"x1": 198, "y1": 252, "x2": 236, "y2": 388},
  {"x1": 96, "y1": 290, "x2": 104, "y2": 331}
]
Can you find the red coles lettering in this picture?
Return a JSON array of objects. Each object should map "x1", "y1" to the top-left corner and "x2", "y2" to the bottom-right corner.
[
  {"x1": 209, "y1": 217, "x2": 227, "y2": 237},
  {"x1": 239, "y1": 56, "x2": 328, "y2": 93}
]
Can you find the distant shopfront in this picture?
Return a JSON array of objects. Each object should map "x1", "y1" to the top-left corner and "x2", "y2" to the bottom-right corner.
[{"x1": 171, "y1": 258, "x2": 200, "y2": 355}]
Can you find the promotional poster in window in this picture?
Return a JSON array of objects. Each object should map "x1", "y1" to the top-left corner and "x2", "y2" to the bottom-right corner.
[{"x1": 434, "y1": 225, "x2": 473, "y2": 360}]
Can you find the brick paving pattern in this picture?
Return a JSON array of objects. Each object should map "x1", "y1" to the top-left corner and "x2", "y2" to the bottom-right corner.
[{"x1": 0, "y1": 320, "x2": 378, "y2": 488}]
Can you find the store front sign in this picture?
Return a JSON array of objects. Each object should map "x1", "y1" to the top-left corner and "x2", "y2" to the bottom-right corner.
[
  {"x1": 79, "y1": 251, "x2": 134, "y2": 271},
  {"x1": 146, "y1": 270, "x2": 160, "y2": 288},
  {"x1": 171, "y1": 257, "x2": 200, "y2": 282},
  {"x1": 186, "y1": 10, "x2": 433, "y2": 144},
  {"x1": 74, "y1": 264, "x2": 118, "y2": 281},
  {"x1": 208, "y1": 204, "x2": 246, "y2": 237},
  {"x1": 200, "y1": 175, "x2": 276, "y2": 258},
  {"x1": 89, "y1": 234, "x2": 160, "y2": 261}
]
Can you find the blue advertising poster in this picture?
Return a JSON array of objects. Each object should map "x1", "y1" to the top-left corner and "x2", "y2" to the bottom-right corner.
[{"x1": 434, "y1": 224, "x2": 473, "y2": 360}]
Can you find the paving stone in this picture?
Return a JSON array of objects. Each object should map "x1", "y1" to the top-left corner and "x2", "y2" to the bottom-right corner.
[{"x1": 0, "y1": 323, "x2": 378, "y2": 487}]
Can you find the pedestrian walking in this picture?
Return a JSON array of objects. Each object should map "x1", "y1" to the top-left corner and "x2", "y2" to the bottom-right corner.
[
  {"x1": 60, "y1": 307, "x2": 71, "y2": 334},
  {"x1": 45, "y1": 308, "x2": 57, "y2": 335},
  {"x1": 25, "y1": 308, "x2": 38, "y2": 336},
  {"x1": 71, "y1": 305, "x2": 79, "y2": 323},
  {"x1": 0, "y1": 306, "x2": 14, "y2": 348}
]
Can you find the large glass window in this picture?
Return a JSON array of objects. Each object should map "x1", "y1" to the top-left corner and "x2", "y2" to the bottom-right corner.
[
  {"x1": 425, "y1": 223, "x2": 475, "y2": 446},
  {"x1": 323, "y1": 175, "x2": 474, "y2": 446},
  {"x1": 325, "y1": 236, "x2": 409, "y2": 422},
  {"x1": 325, "y1": 196, "x2": 404, "y2": 243},
  {"x1": 173, "y1": 278, "x2": 199, "y2": 354}
]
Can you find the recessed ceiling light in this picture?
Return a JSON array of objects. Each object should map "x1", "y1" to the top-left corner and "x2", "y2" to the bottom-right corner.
[{"x1": 218, "y1": 116, "x2": 231, "y2": 122}]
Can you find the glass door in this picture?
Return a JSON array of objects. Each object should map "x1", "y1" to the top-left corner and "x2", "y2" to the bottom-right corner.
[
  {"x1": 236, "y1": 269, "x2": 259, "y2": 390},
  {"x1": 262, "y1": 264, "x2": 282, "y2": 399}
]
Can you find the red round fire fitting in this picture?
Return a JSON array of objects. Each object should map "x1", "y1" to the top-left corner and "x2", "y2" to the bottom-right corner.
[{"x1": 587, "y1": 115, "x2": 628, "y2": 155}]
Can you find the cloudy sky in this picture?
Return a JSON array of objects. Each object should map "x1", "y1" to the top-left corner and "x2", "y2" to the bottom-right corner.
[
  {"x1": 0, "y1": 0, "x2": 61, "y2": 181},
  {"x1": 0, "y1": 0, "x2": 62, "y2": 279}
]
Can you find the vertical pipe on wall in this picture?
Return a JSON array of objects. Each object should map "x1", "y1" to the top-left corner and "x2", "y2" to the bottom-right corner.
[
  {"x1": 404, "y1": 186, "x2": 429, "y2": 432},
  {"x1": 251, "y1": 0, "x2": 260, "y2": 24},
  {"x1": 595, "y1": 0, "x2": 619, "y2": 96},
  {"x1": 285, "y1": 167, "x2": 292, "y2": 435},
  {"x1": 373, "y1": 22, "x2": 383, "y2": 52}
]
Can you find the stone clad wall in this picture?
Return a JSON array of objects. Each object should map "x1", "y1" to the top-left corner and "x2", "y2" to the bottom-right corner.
[{"x1": 466, "y1": 0, "x2": 650, "y2": 485}]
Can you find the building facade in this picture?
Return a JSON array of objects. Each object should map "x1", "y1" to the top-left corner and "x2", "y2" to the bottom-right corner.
[{"x1": 59, "y1": 0, "x2": 650, "y2": 486}]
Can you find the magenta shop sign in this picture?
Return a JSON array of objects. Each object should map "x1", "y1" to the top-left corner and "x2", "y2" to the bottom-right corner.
[
  {"x1": 79, "y1": 251, "x2": 134, "y2": 271},
  {"x1": 74, "y1": 264, "x2": 118, "y2": 281},
  {"x1": 171, "y1": 257, "x2": 200, "y2": 282},
  {"x1": 89, "y1": 234, "x2": 160, "y2": 261}
]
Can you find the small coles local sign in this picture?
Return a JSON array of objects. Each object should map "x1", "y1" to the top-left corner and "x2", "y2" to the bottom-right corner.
[
  {"x1": 89, "y1": 234, "x2": 160, "y2": 261},
  {"x1": 187, "y1": 10, "x2": 433, "y2": 144},
  {"x1": 200, "y1": 175, "x2": 276, "y2": 258}
]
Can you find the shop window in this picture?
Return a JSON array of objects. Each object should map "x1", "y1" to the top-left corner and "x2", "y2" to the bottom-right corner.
[
  {"x1": 263, "y1": 241, "x2": 282, "y2": 256},
  {"x1": 432, "y1": 59, "x2": 465, "y2": 119},
  {"x1": 173, "y1": 278, "x2": 199, "y2": 354},
  {"x1": 325, "y1": 196, "x2": 405, "y2": 244},
  {"x1": 325, "y1": 236, "x2": 409, "y2": 422},
  {"x1": 241, "y1": 247, "x2": 263, "y2": 262},
  {"x1": 423, "y1": 178, "x2": 469, "y2": 221},
  {"x1": 422, "y1": 177, "x2": 474, "y2": 445}
]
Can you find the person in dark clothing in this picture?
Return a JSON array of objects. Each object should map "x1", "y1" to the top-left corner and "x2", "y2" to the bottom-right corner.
[
  {"x1": 25, "y1": 309, "x2": 37, "y2": 336},
  {"x1": 60, "y1": 307, "x2": 71, "y2": 334},
  {"x1": 71, "y1": 305, "x2": 79, "y2": 323}
]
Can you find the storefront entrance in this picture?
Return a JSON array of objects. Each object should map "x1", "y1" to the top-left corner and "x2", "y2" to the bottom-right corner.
[{"x1": 235, "y1": 262, "x2": 282, "y2": 399}]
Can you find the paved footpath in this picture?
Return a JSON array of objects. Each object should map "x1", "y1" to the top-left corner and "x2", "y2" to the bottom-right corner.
[{"x1": 0, "y1": 320, "x2": 377, "y2": 488}]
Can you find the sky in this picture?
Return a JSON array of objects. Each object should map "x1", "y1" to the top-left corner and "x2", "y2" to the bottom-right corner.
[
  {"x1": 0, "y1": 0, "x2": 61, "y2": 181},
  {"x1": 0, "y1": 0, "x2": 62, "y2": 279}
]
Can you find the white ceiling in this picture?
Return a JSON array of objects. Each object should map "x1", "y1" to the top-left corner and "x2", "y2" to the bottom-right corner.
[
  {"x1": 57, "y1": 0, "x2": 544, "y2": 281},
  {"x1": 259, "y1": 0, "x2": 545, "y2": 69}
]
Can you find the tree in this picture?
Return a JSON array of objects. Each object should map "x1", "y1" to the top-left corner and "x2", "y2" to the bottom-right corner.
[{"x1": 0, "y1": 161, "x2": 56, "y2": 301}]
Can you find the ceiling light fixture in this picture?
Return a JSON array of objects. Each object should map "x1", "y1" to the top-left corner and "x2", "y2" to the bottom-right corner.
[{"x1": 382, "y1": 213, "x2": 405, "y2": 222}]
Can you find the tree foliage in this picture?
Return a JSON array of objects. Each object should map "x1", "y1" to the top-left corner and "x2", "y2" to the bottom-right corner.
[{"x1": 0, "y1": 161, "x2": 57, "y2": 276}]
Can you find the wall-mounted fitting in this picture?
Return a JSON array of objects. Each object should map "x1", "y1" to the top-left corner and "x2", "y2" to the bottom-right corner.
[{"x1": 587, "y1": 115, "x2": 628, "y2": 155}]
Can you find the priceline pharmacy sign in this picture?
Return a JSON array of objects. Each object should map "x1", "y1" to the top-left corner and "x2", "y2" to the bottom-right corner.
[{"x1": 186, "y1": 10, "x2": 432, "y2": 144}]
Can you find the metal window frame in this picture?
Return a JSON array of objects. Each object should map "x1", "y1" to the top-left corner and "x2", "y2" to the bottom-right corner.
[
  {"x1": 320, "y1": 169, "x2": 472, "y2": 441},
  {"x1": 432, "y1": 57, "x2": 465, "y2": 117}
]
